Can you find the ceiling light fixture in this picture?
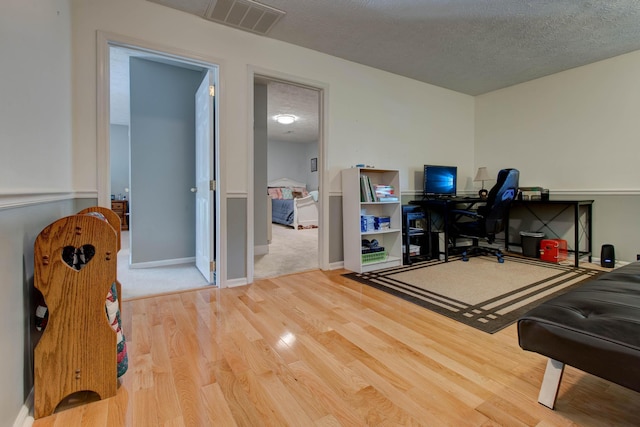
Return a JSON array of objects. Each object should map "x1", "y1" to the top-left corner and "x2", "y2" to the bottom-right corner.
[{"x1": 274, "y1": 114, "x2": 297, "y2": 124}]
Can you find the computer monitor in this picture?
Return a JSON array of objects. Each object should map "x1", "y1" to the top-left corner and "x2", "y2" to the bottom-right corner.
[{"x1": 423, "y1": 165, "x2": 457, "y2": 197}]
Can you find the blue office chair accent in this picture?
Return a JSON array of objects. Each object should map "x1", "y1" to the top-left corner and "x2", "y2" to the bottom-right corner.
[{"x1": 449, "y1": 168, "x2": 520, "y2": 263}]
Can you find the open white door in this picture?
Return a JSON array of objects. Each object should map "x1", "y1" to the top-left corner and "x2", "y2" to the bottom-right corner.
[{"x1": 195, "y1": 71, "x2": 216, "y2": 283}]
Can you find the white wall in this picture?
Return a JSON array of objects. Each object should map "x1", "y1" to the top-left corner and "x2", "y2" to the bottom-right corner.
[
  {"x1": 0, "y1": 0, "x2": 72, "y2": 194},
  {"x1": 475, "y1": 50, "x2": 640, "y2": 262},
  {"x1": 71, "y1": 0, "x2": 474, "y2": 281},
  {"x1": 267, "y1": 140, "x2": 317, "y2": 187},
  {"x1": 0, "y1": 1, "x2": 73, "y2": 423},
  {"x1": 476, "y1": 50, "x2": 640, "y2": 191},
  {"x1": 71, "y1": 0, "x2": 475, "y2": 197}
]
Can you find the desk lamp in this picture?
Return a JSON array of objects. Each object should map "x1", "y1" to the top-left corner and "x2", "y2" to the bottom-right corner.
[{"x1": 474, "y1": 167, "x2": 491, "y2": 199}]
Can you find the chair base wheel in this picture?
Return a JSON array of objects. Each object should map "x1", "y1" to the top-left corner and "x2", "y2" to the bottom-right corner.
[{"x1": 457, "y1": 248, "x2": 506, "y2": 263}]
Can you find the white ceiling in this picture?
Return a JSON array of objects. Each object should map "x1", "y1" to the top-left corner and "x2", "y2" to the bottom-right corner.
[{"x1": 147, "y1": 0, "x2": 640, "y2": 96}]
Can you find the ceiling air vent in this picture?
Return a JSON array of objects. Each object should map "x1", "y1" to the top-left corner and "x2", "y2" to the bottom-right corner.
[{"x1": 205, "y1": 0, "x2": 285, "y2": 35}]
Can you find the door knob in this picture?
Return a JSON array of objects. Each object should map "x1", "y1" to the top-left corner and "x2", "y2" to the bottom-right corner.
[{"x1": 190, "y1": 187, "x2": 197, "y2": 193}]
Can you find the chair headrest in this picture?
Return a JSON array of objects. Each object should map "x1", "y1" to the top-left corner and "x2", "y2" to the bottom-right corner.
[{"x1": 488, "y1": 168, "x2": 519, "y2": 207}]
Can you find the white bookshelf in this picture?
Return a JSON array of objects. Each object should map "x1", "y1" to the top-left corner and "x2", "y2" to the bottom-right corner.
[{"x1": 342, "y1": 167, "x2": 402, "y2": 273}]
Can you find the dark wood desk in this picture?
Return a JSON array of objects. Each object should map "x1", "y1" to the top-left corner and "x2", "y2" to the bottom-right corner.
[
  {"x1": 506, "y1": 199, "x2": 593, "y2": 267},
  {"x1": 409, "y1": 197, "x2": 484, "y2": 262},
  {"x1": 410, "y1": 197, "x2": 593, "y2": 267}
]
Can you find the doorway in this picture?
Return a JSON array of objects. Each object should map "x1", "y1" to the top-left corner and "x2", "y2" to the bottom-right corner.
[
  {"x1": 102, "y1": 41, "x2": 220, "y2": 297},
  {"x1": 253, "y1": 75, "x2": 322, "y2": 280}
]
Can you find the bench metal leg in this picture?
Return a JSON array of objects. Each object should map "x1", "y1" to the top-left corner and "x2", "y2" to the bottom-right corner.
[{"x1": 538, "y1": 358, "x2": 565, "y2": 409}]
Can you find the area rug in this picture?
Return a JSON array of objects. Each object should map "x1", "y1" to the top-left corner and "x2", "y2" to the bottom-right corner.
[{"x1": 343, "y1": 255, "x2": 602, "y2": 333}]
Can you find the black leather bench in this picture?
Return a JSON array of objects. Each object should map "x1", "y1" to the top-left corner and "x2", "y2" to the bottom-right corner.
[{"x1": 518, "y1": 262, "x2": 640, "y2": 409}]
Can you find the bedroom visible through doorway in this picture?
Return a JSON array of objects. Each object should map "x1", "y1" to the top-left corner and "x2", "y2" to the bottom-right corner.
[{"x1": 253, "y1": 76, "x2": 321, "y2": 279}]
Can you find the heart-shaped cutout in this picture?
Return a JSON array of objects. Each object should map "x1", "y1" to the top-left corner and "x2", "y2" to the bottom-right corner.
[{"x1": 62, "y1": 244, "x2": 96, "y2": 270}]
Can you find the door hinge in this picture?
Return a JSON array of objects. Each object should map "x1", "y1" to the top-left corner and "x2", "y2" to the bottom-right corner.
[
  {"x1": 210, "y1": 261, "x2": 216, "y2": 272},
  {"x1": 209, "y1": 85, "x2": 215, "y2": 97},
  {"x1": 210, "y1": 180, "x2": 216, "y2": 191}
]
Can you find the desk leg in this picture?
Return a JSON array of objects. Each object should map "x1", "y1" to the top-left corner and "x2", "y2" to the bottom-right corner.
[
  {"x1": 587, "y1": 204, "x2": 593, "y2": 262},
  {"x1": 404, "y1": 213, "x2": 411, "y2": 265},
  {"x1": 574, "y1": 204, "x2": 579, "y2": 267},
  {"x1": 505, "y1": 212, "x2": 510, "y2": 253},
  {"x1": 443, "y1": 210, "x2": 449, "y2": 262},
  {"x1": 427, "y1": 211, "x2": 434, "y2": 261}
]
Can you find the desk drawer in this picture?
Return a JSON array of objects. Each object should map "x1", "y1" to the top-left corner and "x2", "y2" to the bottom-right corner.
[{"x1": 110, "y1": 200, "x2": 128, "y2": 230}]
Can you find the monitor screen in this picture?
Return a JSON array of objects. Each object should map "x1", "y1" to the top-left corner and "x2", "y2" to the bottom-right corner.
[{"x1": 424, "y1": 165, "x2": 457, "y2": 197}]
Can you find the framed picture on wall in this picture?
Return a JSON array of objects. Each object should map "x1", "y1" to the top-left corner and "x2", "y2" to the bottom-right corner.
[{"x1": 311, "y1": 157, "x2": 317, "y2": 172}]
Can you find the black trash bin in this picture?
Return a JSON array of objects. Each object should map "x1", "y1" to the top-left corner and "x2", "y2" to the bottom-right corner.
[{"x1": 520, "y1": 231, "x2": 545, "y2": 258}]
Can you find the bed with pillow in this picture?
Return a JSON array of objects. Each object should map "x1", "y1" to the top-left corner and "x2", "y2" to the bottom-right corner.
[{"x1": 268, "y1": 178, "x2": 318, "y2": 229}]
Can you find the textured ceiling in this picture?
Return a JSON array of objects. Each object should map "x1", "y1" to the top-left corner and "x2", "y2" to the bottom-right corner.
[
  {"x1": 260, "y1": 79, "x2": 320, "y2": 144},
  {"x1": 148, "y1": 0, "x2": 640, "y2": 95}
]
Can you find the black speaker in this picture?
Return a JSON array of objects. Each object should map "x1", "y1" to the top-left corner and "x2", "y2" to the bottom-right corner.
[{"x1": 601, "y1": 244, "x2": 615, "y2": 268}]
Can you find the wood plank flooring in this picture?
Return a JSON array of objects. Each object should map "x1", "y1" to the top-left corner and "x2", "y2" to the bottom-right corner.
[{"x1": 33, "y1": 269, "x2": 640, "y2": 426}]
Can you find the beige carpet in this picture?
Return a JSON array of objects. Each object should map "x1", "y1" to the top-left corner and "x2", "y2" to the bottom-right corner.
[
  {"x1": 344, "y1": 254, "x2": 603, "y2": 333},
  {"x1": 118, "y1": 224, "x2": 318, "y2": 299},
  {"x1": 117, "y1": 232, "x2": 210, "y2": 300},
  {"x1": 254, "y1": 224, "x2": 319, "y2": 279}
]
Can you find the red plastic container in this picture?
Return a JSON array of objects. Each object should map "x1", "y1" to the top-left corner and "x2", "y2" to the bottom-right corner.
[{"x1": 540, "y1": 239, "x2": 567, "y2": 263}]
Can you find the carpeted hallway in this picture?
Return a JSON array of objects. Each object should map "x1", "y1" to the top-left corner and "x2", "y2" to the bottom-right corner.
[
  {"x1": 118, "y1": 224, "x2": 319, "y2": 299},
  {"x1": 254, "y1": 223, "x2": 319, "y2": 279}
]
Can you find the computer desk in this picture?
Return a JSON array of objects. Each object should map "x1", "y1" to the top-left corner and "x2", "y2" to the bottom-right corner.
[
  {"x1": 409, "y1": 197, "x2": 594, "y2": 267},
  {"x1": 408, "y1": 196, "x2": 484, "y2": 262},
  {"x1": 505, "y1": 199, "x2": 593, "y2": 267}
]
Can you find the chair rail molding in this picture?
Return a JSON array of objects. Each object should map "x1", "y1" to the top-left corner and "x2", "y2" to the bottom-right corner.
[{"x1": 0, "y1": 190, "x2": 98, "y2": 211}]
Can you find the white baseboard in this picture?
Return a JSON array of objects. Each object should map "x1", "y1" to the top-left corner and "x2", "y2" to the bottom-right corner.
[
  {"x1": 329, "y1": 261, "x2": 344, "y2": 270},
  {"x1": 13, "y1": 389, "x2": 34, "y2": 427},
  {"x1": 225, "y1": 277, "x2": 248, "y2": 287},
  {"x1": 129, "y1": 257, "x2": 195, "y2": 269},
  {"x1": 254, "y1": 245, "x2": 269, "y2": 256}
]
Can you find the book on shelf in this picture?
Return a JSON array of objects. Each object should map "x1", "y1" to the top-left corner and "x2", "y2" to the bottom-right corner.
[
  {"x1": 375, "y1": 184, "x2": 398, "y2": 202},
  {"x1": 374, "y1": 184, "x2": 395, "y2": 198},
  {"x1": 359, "y1": 177, "x2": 367, "y2": 202},
  {"x1": 360, "y1": 177, "x2": 398, "y2": 203},
  {"x1": 374, "y1": 216, "x2": 390, "y2": 230},
  {"x1": 360, "y1": 215, "x2": 375, "y2": 232},
  {"x1": 362, "y1": 246, "x2": 385, "y2": 254},
  {"x1": 360, "y1": 175, "x2": 377, "y2": 202}
]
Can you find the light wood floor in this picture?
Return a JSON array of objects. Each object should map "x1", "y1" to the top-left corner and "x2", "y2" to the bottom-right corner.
[{"x1": 34, "y1": 268, "x2": 639, "y2": 426}]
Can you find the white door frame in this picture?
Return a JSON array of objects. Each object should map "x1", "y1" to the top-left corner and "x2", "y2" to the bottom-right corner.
[
  {"x1": 96, "y1": 31, "x2": 225, "y2": 286},
  {"x1": 247, "y1": 66, "x2": 329, "y2": 283}
]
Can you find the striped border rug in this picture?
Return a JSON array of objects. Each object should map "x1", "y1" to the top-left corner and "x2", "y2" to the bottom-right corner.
[{"x1": 343, "y1": 255, "x2": 602, "y2": 334}]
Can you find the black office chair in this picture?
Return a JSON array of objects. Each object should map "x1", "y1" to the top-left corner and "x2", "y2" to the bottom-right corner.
[{"x1": 449, "y1": 168, "x2": 519, "y2": 263}]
